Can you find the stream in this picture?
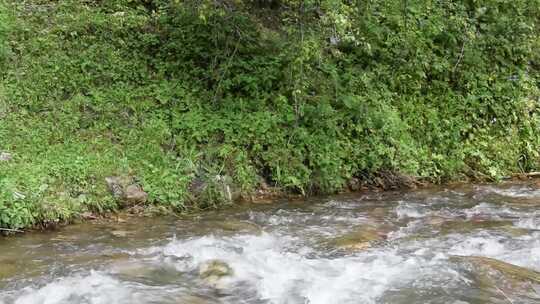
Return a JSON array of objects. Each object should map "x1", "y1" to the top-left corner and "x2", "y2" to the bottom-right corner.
[{"x1": 1, "y1": 182, "x2": 540, "y2": 304}]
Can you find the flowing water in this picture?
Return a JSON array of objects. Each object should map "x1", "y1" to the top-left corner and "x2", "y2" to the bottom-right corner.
[{"x1": 1, "y1": 183, "x2": 540, "y2": 304}]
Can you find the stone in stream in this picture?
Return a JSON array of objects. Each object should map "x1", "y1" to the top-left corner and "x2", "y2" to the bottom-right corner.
[
  {"x1": 177, "y1": 295, "x2": 215, "y2": 304},
  {"x1": 436, "y1": 219, "x2": 515, "y2": 235},
  {"x1": 198, "y1": 259, "x2": 233, "y2": 288},
  {"x1": 105, "y1": 176, "x2": 148, "y2": 207},
  {"x1": 451, "y1": 255, "x2": 540, "y2": 302},
  {"x1": 110, "y1": 230, "x2": 132, "y2": 238},
  {"x1": 330, "y1": 226, "x2": 386, "y2": 251},
  {"x1": 212, "y1": 220, "x2": 262, "y2": 235}
]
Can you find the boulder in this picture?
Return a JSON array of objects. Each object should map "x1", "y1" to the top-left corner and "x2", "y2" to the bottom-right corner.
[
  {"x1": 105, "y1": 176, "x2": 148, "y2": 207},
  {"x1": 347, "y1": 177, "x2": 362, "y2": 191},
  {"x1": 199, "y1": 259, "x2": 233, "y2": 288},
  {"x1": 330, "y1": 226, "x2": 385, "y2": 251},
  {"x1": 213, "y1": 220, "x2": 262, "y2": 235},
  {"x1": 451, "y1": 255, "x2": 540, "y2": 302},
  {"x1": 438, "y1": 219, "x2": 514, "y2": 235}
]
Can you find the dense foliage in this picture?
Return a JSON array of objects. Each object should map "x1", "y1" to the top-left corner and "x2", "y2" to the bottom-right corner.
[{"x1": 0, "y1": 0, "x2": 538, "y2": 229}]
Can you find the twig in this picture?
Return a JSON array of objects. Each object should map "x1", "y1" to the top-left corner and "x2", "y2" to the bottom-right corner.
[
  {"x1": 0, "y1": 228, "x2": 24, "y2": 233},
  {"x1": 452, "y1": 41, "x2": 466, "y2": 75},
  {"x1": 502, "y1": 172, "x2": 540, "y2": 180}
]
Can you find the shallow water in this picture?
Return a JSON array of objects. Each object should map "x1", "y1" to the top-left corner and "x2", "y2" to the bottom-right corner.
[{"x1": 1, "y1": 183, "x2": 540, "y2": 304}]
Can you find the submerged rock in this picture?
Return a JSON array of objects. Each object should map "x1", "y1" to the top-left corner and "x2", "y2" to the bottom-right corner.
[
  {"x1": 330, "y1": 226, "x2": 385, "y2": 251},
  {"x1": 452, "y1": 255, "x2": 540, "y2": 302},
  {"x1": 105, "y1": 176, "x2": 148, "y2": 207},
  {"x1": 176, "y1": 295, "x2": 214, "y2": 304},
  {"x1": 438, "y1": 219, "x2": 514, "y2": 235},
  {"x1": 110, "y1": 230, "x2": 132, "y2": 238},
  {"x1": 199, "y1": 259, "x2": 233, "y2": 288},
  {"x1": 466, "y1": 256, "x2": 540, "y2": 283},
  {"x1": 213, "y1": 220, "x2": 262, "y2": 235}
]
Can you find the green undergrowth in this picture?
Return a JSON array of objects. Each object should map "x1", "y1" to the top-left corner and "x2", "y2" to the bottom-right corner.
[{"x1": 0, "y1": 0, "x2": 539, "y2": 229}]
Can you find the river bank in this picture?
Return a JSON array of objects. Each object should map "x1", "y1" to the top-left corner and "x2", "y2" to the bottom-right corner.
[{"x1": 1, "y1": 0, "x2": 538, "y2": 231}]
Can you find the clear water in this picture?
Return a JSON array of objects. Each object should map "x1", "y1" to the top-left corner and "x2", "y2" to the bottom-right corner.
[{"x1": 1, "y1": 183, "x2": 539, "y2": 304}]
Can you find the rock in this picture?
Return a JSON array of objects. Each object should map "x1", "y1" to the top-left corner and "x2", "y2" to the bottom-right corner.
[
  {"x1": 465, "y1": 256, "x2": 540, "y2": 283},
  {"x1": 347, "y1": 177, "x2": 361, "y2": 191},
  {"x1": 199, "y1": 259, "x2": 233, "y2": 288},
  {"x1": 81, "y1": 212, "x2": 97, "y2": 220},
  {"x1": 176, "y1": 295, "x2": 213, "y2": 304},
  {"x1": 330, "y1": 226, "x2": 384, "y2": 251},
  {"x1": 370, "y1": 207, "x2": 387, "y2": 218},
  {"x1": 0, "y1": 152, "x2": 12, "y2": 162},
  {"x1": 105, "y1": 176, "x2": 148, "y2": 207},
  {"x1": 451, "y1": 255, "x2": 540, "y2": 302},
  {"x1": 212, "y1": 220, "x2": 262, "y2": 235},
  {"x1": 499, "y1": 226, "x2": 529, "y2": 237},
  {"x1": 438, "y1": 219, "x2": 514, "y2": 235},
  {"x1": 123, "y1": 184, "x2": 148, "y2": 205},
  {"x1": 110, "y1": 230, "x2": 131, "y2": 238}
]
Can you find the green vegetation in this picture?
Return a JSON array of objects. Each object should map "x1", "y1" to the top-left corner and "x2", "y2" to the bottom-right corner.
[{"x1": 0, "y1": 0, "x2": 538, "y2": 230}]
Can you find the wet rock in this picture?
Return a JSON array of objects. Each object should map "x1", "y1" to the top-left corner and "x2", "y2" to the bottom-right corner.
[
  {"x1": 452, "y1": 255, "x2": 540, "y2": 301},
  {"x1": 0, "y1": 152, "x2": 12, "y2": 162},
  {"x1": 427, "y1": 216, "x2": 447, "y2": 226},
  {"x1": 330, "y1": 226, "x2": 384, "y2": 251},
  {"x1": 369, "y1": 207, "x2": 387, "y2": 218},
  {"x1": 499, "y1": 226, "x2": 530, "y2": 237},
  {"x1": 105, "y1": 176, "x2": 148, "y2": 207},
  {"x1": 438, "y1": 219, "x2": 514, "y2": 235},
  {"x1": 112, "y1": 261, "x2": 152, "y2": 278},
  {"x1": 466, "y1": 256, "x2": 540, "y2": 283},
  {"x1": 110, "y1": 230, "x2": 131, "y2": 238},
  {"x1": 199, "y1": 259, "x2": 233, "y2": 287},
  {"x1": 177, "y1": 295, "x2": 213, "y2": 304},
  {"x1": 213, "y1": 220, "x2": 262, "y2": 235}
]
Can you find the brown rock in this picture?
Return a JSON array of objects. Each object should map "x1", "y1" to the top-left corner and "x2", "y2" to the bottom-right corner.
[
  {"x1": 124, "y1": 184, "x2": 148, "y2": 205},
  {"x1": 347, "y1": 177, "x2": 361, "y2": 192},
  {"x1": 105, "y1": 176, "x2": 148, "y2": 207},
  {"x1": 199, "y1": 259, "x2": 233, "y2": 288},
  {"x1": 439, "y1": 219, "x2": 513, "y2": 235},
  {"x1": 451, "y1": 255, "x2": 540, "y2": 302},
  {"x1": 331, "y1": 226, "x2": 384, "y2": 251}
]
